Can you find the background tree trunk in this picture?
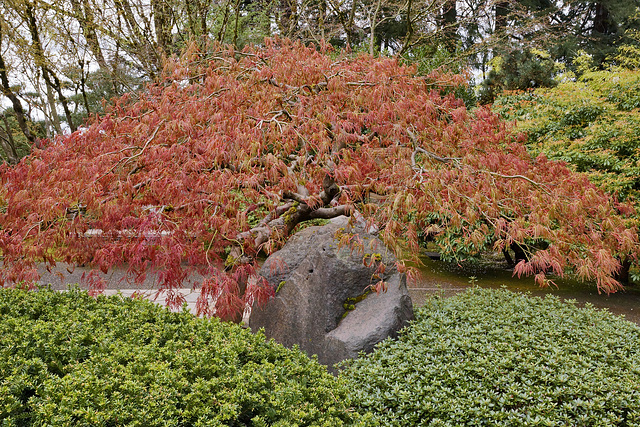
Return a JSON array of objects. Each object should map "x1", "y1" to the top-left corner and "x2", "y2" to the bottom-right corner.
[
  {"x1": 0, "y1": 113, "x2": 20, "y2": 164},
  {"x1": 440, "y1": 0, "x2": 457, "y2": 51},
  {"x1": 495, "y1": 0, "x2": 509, "y2": 36},
  {"x1": 0, "y1": 27, "x2": 35, "y2": 144},
  {"x1": 70, "y1": 0, "x2": 109, "y2": 70}
]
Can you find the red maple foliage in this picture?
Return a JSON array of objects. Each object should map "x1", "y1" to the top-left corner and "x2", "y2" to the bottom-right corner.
[{"x1": 1, "y1": 39, "x2": 637, "y2": 318}]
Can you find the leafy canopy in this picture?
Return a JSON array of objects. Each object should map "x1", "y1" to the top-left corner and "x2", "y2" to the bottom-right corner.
[{"x1": 0, "y1": 39, "x2": 637, "y2": 318}]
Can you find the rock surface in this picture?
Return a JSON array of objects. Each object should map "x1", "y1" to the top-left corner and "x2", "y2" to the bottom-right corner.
[{"x1": 248, "y1": 218, "x2": 414, "y2": 370}]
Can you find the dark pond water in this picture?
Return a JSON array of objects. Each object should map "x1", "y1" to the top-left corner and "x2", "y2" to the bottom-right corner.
[{"x1": 408, "y1": 254, "x2": 640, "y2": 325}]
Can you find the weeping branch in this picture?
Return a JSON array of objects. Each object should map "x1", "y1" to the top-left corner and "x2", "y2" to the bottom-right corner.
[{"x1": 237, "y1": 172, "x2": 349, "y2": 250}]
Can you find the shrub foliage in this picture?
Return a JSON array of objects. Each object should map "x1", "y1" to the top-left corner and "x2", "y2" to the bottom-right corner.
[
  {"x1": 341, "y1": 288, "x2": 640, "y2": 426},
  {"x1": 494, "y1": 69, "x2": 640, "y2": 281},
  {"x1": 494, "y1": 69, "x2": 640, "y2": 207},
  {"x1": 0, "y1": 288, "x2": 363, "y2": 426}
]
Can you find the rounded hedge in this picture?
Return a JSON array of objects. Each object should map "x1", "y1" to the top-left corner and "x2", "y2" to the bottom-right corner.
[
  {"x1": 340, "y1": 288, "x2": 640, "y2": 426},
  {"x1": 0, "y1": 288, "x2": 365, "y2": 426}
]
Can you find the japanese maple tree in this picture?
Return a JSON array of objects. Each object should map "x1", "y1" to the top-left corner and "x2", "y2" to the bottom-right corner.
[{"x1": 0, "y1": 39, "x2": 637, "y2": 319}]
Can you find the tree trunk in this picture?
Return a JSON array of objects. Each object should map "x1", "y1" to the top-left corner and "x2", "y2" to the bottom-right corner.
[
  {"x1": 70, "y1": 0, "x2": 109, "y2": 70},
  {"x1": 369, "y1": 0, "x2": 383, "y2": 56},
  {"x1": 510, "y1": 242, "x2": 528, "y2": 264},
  {"x1": 615, "y1": 256, "x2": 632, "y2": 285},
  {"x1": 79, "y1": 63, "x2": 91, "y2": 116},
  {"x1": 399, "y1": 0, "x2": 413, "y2": 54},
  {"x1": 319, "y1": 0, "x2": 326, "y2": 40},
  {"x1": 50, "y1": 72, "x2": 77, "y2": 132},
  {"x1": 152, "y1": 0, "x2": 173, "y2": 56},
  {"x1": 593, "y1": 2, "x2": 615, "y2": 35},
  {"x1": 216, "y1": 0, "x2": 233, "y2": 42},
  {"x1": 279, "y1": 0, "x2": 298, "y2": 37},
  {"x1": 495, "y1": 1, "x2": 509, "y2": 35},
  {"x1": 233, "y1": 0, "x2": 242, "y2": 48},
  {"x1": 200, "y1": 0, "x2": 211, "y2": 36},
  {"x1": 0, "y1": 113, "x2": 20, "y2": 164},
  {"x1": 0, "y1": 29, "x2": 35, "y2": 144},
  {"x1": 440, "y1": 0, "x2": 457, "y2": 51},
  {"x1": 185, "y1": 0, "x2": 198, "y2": 38},
  {"x1": 347, "y1": 0, "x2": 357, "y2": 46},
  {"x1": 44, "y1": 78, "x2": 63, "y2": 135},
  {"x1": 25, "y1": 1, "x2": 76, "y2": 133},
  {"x1": 503, "y1": 248, "x2": 514, "y2": 267}
]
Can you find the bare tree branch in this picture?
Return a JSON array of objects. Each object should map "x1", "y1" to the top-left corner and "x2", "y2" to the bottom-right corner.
[{"x1": 309, "y1": 205, "x2": 350, "y2": 219}]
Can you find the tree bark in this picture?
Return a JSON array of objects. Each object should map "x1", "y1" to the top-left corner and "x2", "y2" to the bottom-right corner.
[
  {"x1": 152, "y1": 0, "x2": 173, "y2": 56},
  {"x1": 200, "y1": 0, "x2": 211, "y2": 36},
  {"x1": 369, "y1": 0, "x2": 383, "y2": 55},
  {"x1": 347, "y1": 0, "x2": 358, "y2": 46},
  {"x1": 503, "y1": 248, "x2": 514, "y2": 267},
  {"x1": 237, "y1": 172, "x2": 347, "y2": 250},
  {"x1": 70, "y1": 0, "x2": 109, "y2": 70},
  {"x1": 511, "y1": 242, "x2": 528, "y2": 264},
  {"x1": 279, "y1": 0, "x2": 298, "y2": 37},
  {"x1": 25, "y1": 1, "x2": 76, "y2": 133},
  {"x1": 44, "y1": 78, "x2": 62, "y2": 135},
  {"x1": 399, "y1": 0, "x2": 413, "y2": 54},
  {"x1": 319, "y1": 0, "x2": 326, "y2": 40},
  {"x1": 233, "y1": 0, "x2": 242, "y2": 47},
  {"x1": 216, "y1": 0, "x2": 231, "y2": 42},
  {"x1": 0, "y1": 27, "x2": 35, "y2": 144},
  {"x1": 615, "y1": 256, "x2": 631, "y2": 284},
  {"x1": 593, "y1": 2, "x2": 615, "y2": 35},
  {"x1": 495, "y1": 1, "x2": 509, "y2": 36},
  {"x1": 440, "y1": 0, "x2": 457, "y2": 51},
  {"x1": 0, "y1": 113, "x2": 20, "y2": 164},
  {"x1": 79, "y1": 61, "x2": 92, "y2": 116}
]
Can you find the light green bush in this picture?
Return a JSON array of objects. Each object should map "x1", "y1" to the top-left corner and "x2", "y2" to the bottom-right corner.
[
  {"x1": 0, "y1": 288, "x2": 364, "y2": 426},
  {"x1": 492, "y1": 69, "x2": 640, "y2": 206},
  {"x1": 341, "y1": 288, "x2": 640, "y2": 426}
]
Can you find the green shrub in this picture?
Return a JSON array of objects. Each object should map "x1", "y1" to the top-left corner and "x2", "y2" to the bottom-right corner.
[
  {"x1": 341, "y1": 288, "x2": 640, "y2": 426},
  {"x1": 0, "y1": 288, "x2": 365, "y2": 426},
  {"x1": 492, "y1": 69, "x2": 640, "y2": 205}
]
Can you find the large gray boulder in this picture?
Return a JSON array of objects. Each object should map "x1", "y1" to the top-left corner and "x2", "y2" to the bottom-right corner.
[{"x1": 249, "y1": 218, "x2": 413, "y2": 370}]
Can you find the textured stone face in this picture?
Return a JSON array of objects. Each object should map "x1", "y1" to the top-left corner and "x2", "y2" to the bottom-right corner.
[{"x1": 248, "y1": 219, "x2": 414, "y2": 371}]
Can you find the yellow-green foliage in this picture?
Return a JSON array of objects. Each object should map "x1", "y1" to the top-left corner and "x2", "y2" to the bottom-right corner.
[
  {"x1": 493, "y1": 69, "x2": 640, "y2": 208},
  {"x1": 613, "y1": 13, "x2": 640, "y2": 70},
  {"x1": 0, "y1": 288, "x2": 366, "y2": 426}
]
